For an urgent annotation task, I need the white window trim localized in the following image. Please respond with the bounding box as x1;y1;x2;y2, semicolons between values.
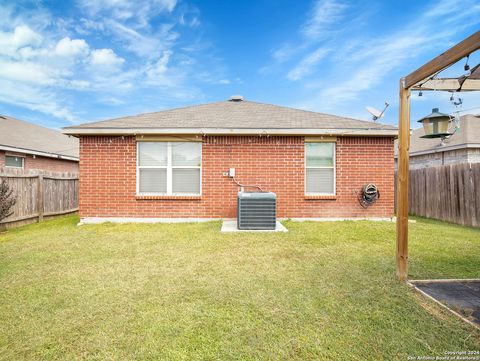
5;154;25;169
136;142;202;196
304;142;336;196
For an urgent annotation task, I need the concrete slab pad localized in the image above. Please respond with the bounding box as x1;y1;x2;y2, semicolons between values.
221;220;288;233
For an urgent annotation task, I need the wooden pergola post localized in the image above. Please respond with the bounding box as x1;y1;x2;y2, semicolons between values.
395;31;480;282
396;79;410;281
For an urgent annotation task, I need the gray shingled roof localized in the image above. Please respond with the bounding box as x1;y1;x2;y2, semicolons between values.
394;114;480;156
0;115;79;159
63;100;397;136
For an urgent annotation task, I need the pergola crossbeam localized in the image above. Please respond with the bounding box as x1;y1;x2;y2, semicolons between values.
412;78;480;92
412;63;480;92
405;31;480;89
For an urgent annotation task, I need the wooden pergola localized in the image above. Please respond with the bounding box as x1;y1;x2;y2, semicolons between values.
396;31;480;282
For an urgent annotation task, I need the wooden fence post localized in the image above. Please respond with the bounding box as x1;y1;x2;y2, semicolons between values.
37;174;44;222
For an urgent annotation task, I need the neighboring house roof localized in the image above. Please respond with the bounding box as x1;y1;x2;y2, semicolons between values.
394;114;480;157
0;115;79;161
63;99;398;137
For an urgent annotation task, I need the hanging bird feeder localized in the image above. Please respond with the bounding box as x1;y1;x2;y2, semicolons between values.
418;108;452;138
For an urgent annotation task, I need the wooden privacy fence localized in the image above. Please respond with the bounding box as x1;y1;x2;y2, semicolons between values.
0;170;79;229
397;163;480;227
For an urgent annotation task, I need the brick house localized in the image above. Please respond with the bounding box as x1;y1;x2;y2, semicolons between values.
0;115;78;173
63;98;397;221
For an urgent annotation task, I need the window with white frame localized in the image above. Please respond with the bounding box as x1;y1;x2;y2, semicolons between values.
305;142;335;195
5;155;24;168
137;142;202;195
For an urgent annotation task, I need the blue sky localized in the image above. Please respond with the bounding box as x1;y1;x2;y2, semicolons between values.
0;0;479;130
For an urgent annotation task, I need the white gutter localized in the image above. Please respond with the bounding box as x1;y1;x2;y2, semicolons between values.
0;144;79;162
62;127;398;137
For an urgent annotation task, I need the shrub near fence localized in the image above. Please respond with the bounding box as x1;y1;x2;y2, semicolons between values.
403;163;480;228
0;168;79;229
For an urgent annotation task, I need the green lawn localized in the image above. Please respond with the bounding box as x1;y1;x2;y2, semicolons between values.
0;216;479;360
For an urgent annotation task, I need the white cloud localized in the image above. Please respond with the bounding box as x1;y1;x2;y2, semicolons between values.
179;11;200;28
74;0;181;61
78;0;177;27
264;0;347;76
69;79;91;89
0;25;43;56
0;60;59;85
0;0;223;125
105;19;178;58
309;17;474;110
0;26;96;120
100;96;125;105
272;44;298;63
90;48;124;67
302;0;347;39
287;47;331;81
145;50;174;84
0;79;76;121
281;0;480;116
55;37;89;57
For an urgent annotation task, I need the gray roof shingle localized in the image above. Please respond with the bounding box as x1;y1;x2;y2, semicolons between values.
63;100;397;136
0;115;79;159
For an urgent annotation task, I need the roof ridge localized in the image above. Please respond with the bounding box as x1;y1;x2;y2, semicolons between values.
64;99;395;129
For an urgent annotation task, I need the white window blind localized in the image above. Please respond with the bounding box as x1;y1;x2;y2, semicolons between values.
305;142;335;195
137;142;201;195
139;169;167;193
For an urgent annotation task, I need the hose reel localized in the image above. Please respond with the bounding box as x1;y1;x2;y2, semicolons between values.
356;183;380;208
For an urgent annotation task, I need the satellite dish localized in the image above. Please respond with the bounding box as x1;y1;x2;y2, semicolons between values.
366;106;383;119
366;101;389;121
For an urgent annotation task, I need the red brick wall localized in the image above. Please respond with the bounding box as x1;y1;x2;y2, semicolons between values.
79;135;395;218
0;150;78;173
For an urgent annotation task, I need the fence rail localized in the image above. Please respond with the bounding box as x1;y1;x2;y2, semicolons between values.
397;163;480;227
0;169;79;229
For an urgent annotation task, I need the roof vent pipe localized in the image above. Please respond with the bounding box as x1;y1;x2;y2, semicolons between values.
230;95;244;101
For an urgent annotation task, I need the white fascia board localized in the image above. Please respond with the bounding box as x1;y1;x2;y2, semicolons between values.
0;144;79;161
63;127;398;137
